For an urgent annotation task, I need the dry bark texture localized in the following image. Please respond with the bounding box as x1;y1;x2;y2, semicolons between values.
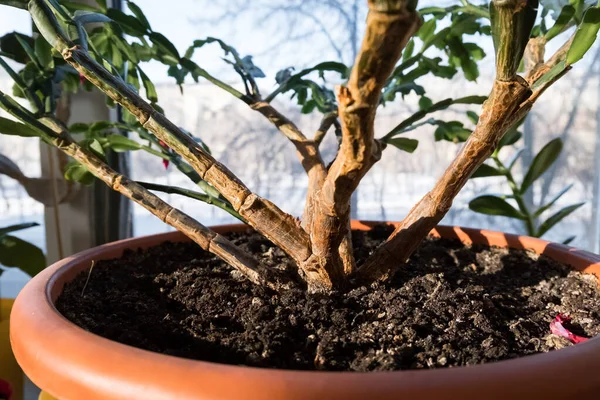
301;0;422;291
357;79;532;281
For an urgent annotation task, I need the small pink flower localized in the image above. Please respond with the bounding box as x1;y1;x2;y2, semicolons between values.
550;314;588;344
158;140;170;169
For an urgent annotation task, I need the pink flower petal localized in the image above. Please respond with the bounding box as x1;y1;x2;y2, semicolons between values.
158;141;170;169
550;314;588;344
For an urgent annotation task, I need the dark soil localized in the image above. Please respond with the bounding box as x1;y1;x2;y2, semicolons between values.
56;225;600;371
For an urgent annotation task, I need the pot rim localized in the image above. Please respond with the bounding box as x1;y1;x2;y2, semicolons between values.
10;221;600;400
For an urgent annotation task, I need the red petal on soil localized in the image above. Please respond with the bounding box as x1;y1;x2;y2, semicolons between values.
0;378;13;400
550;314;589;344
162;159;170;169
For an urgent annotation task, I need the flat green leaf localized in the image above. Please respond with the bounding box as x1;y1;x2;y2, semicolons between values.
240;55;265;78
106;134;142;152
471;163;504;178
418;18;437;42
537;203;585;237
403;39;415;61
385;95;485;139
106;8;148;36
73;10;112;25
460;58;479;81
0;116;39;137
0;32;34;64
532;59;567;90
521;138;563;194
149;32;180;60
0;235;46;276
466;110;479;124
434;121;472;142
68;122;90;133
545;5;575;41
453;95;487;105
464;43;486;61
498;127;522;148
567;6;600;65
111;35;138;63
137;66;157;102
534;184;573;217
469;195;526;220
14;33;41;69
89;121;113;132
419;96;433;110
45;0;73;20
34;36;54;69
127;1;151;30
64;161;95;185
386;137;419;153
0;1;28;9
0;222;39;237
88;138;105;158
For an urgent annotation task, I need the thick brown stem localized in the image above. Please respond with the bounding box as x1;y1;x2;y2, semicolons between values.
250;102;327;178
358;78;532;281
313;111;338;145
31;117;283;288
249;102;329;250
303;0;421;291
523;36;546;77
526;35;573;84
57;46;312;267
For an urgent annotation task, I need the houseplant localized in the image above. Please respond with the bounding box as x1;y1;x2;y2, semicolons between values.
3;0;600;398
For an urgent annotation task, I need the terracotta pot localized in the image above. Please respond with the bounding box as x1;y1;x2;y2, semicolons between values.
10;222;600;400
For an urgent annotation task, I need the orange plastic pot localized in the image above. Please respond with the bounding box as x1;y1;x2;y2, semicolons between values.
10;222;600;400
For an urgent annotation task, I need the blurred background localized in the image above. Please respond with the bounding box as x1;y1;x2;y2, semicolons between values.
1;0;598;292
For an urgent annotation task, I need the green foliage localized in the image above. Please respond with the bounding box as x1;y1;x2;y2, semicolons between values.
0;0;28;8
545;5;575;40
0;223;46;278
469;137;584;242
0;116;39;137
567;6;600;64
469;195;526;219
537;202;585;237
64;160;95;185
386;137;419;153
381;96;487;145
471;163;504;178
520;138;563;194
269;62;349;113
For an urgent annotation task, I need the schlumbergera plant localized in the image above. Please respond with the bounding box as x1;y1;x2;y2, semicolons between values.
0;0;599;292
